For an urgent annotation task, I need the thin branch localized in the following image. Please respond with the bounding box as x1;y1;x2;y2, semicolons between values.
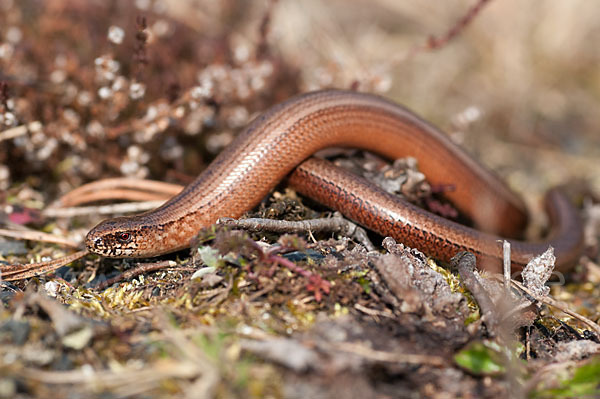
95;260;178;290
423;0;492;50
218;215;376;251
256;0;278;58
402;0;494;61
502;240;511;292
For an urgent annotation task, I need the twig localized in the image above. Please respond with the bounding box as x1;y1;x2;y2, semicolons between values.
402;0;494;61
218;215;376;251
95;260;177;290
256;0;278;58
0;81;8;109
133;16;149;81
502;240;511;292
423;0;492;50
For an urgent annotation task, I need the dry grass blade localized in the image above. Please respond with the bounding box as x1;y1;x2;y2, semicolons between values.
59;189;173;207
0;228;80;248
0;250;88;281
43;201;166;218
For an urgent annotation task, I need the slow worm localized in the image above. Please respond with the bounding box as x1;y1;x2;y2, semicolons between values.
85;90;584;272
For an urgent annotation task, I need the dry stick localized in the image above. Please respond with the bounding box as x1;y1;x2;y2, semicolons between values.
57;177;182;207
502;240;511;292
451;251;500;334
95;260;177;290
256;0;278;58
218;215;376;251
425;0;492;50
402;0;494;61
0;250;88;281
0;228;80;248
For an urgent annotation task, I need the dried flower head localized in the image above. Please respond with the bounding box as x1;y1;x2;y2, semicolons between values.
108;25;125;45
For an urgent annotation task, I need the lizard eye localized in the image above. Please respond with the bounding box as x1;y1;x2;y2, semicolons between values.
117;232;132;243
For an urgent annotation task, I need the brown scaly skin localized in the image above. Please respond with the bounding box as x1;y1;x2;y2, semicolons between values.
86;89;584;272
289;158;583;272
